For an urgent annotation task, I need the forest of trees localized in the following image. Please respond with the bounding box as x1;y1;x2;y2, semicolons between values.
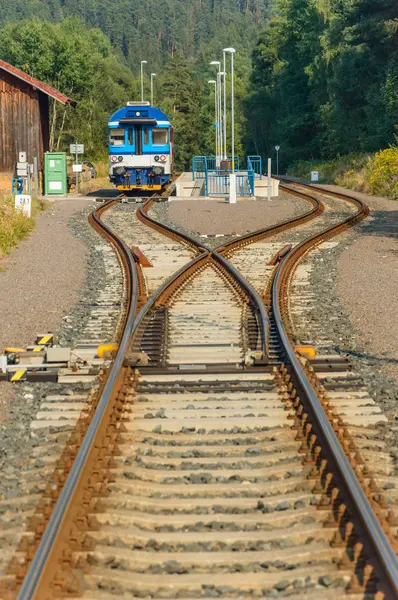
246;0;398;168
0;0;396;171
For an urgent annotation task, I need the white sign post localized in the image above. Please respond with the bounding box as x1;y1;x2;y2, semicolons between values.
15;195;32;218
267;158;272;201
311;171;319;182
229;173;237;204
70;143;84;195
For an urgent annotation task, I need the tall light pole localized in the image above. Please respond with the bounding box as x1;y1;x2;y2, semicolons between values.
150;73;156;105
224;48;236;171
210;61;221;167
223;50;227;160
217;71;226;163
275;145;280;176
140;60;147;102
208;80;217;162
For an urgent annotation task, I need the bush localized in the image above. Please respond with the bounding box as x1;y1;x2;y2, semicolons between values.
0;196;45;260
288;154;371;184
366;147;398;199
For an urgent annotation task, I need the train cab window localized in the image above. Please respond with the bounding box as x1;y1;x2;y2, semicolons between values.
152;128;169;145
109;128;125;146
144;129;149;145
128;128;134;146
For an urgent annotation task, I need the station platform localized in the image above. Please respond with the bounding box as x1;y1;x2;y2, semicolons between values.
175;172;279;200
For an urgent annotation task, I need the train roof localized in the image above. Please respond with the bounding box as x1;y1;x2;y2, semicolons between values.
108;103;170;127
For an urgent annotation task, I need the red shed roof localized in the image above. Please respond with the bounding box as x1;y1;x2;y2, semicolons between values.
0;59;76;106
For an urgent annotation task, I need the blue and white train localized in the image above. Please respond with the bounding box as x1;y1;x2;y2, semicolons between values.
108;102;173;192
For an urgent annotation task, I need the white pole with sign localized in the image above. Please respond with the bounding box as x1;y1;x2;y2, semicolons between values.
70;143;84;195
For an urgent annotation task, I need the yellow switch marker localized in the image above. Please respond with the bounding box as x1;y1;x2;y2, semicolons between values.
36;334;54;346
294;345;316;360
97;344;118;358
10;369;27;382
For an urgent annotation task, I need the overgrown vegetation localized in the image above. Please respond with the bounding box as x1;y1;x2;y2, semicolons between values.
0;199;33;259
289;147;398;200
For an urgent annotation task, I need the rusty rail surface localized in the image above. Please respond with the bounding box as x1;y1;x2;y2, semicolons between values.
271;180;398;597
15;185;398;598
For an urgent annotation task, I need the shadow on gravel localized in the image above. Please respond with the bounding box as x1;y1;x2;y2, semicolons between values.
337;347;398;365
360;210;398;240
86;188;120;198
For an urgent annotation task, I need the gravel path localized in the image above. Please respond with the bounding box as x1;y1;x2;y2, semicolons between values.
319;186;398;383
0;199;94;349
167;194;310;235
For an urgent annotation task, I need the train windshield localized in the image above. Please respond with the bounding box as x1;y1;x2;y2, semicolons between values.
152;129;169;145
109;128;125;146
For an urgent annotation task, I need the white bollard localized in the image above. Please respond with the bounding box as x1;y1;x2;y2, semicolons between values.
229;173;237;204
267;158;272;201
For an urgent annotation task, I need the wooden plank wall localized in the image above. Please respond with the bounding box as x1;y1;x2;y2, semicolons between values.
0;70;47;172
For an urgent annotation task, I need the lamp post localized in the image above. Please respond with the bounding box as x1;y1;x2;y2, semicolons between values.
223;48;236;171
217;71;226;164
275;145;280;176
140;60;147;102
223;50;227;160
150;73;156;106
208;80;217;162
210;61;221;167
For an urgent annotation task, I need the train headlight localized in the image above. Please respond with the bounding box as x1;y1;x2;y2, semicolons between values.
118;156;123;162
160;155;166;162
154;155;160;162
111;156;118;163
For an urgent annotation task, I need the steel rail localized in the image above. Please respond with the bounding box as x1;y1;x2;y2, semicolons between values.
138;201;270;361
271;181;398;596
17;195;272;597
17;199;139;600
216;184;323;254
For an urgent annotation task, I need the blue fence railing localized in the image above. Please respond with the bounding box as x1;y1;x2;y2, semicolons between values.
192;156;241;180
247;155;262;179
192;155;257;197
205;170;254;197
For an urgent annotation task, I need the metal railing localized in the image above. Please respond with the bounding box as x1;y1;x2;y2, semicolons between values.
205;170;254;197
247;155;262;179
192;156;240;179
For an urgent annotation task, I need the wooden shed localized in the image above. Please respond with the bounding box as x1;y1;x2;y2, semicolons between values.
0;60;75;173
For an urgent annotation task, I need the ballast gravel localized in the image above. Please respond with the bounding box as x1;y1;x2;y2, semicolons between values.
152;193;310;244
0;198;93;349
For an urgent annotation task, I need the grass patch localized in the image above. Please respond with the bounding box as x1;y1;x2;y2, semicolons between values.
0;196;47;261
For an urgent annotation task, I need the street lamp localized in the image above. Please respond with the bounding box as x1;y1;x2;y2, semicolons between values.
223;48;236;171
210;61;221;167
208;80;217;162
222;50;228;160
275;145;280;176
150;73;156;106
140;60;147;102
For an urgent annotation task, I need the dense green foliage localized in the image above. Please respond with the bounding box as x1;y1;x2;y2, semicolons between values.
0;18;136;156
0;0;396;178
246;0;398;170
0;1;270;167
0;0;269;71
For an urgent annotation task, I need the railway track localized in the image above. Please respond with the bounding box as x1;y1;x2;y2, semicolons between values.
2;183;398;599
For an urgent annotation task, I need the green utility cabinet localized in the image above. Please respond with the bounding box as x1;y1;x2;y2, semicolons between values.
44;152;67;195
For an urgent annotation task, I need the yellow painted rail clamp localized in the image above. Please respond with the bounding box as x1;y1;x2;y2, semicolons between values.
97;344;118;359
294;345;316;360
4;348;26;354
